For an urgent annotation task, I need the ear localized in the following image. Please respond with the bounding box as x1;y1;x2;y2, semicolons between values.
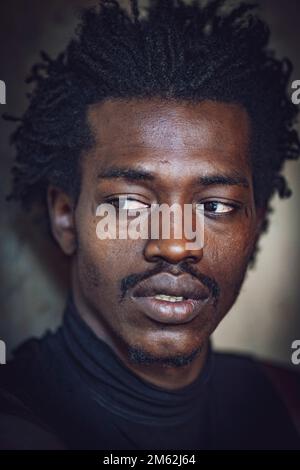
47;185;77;256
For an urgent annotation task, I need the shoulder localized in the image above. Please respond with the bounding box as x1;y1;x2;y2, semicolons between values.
212;349;300;394
0;333;66;449
0;329;63;386
210;350;300;449
212;349;299;383
0;332;63;417
0;386;66;449
258;358;300;436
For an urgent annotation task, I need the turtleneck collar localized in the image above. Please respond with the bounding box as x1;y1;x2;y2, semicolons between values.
61;296;213;426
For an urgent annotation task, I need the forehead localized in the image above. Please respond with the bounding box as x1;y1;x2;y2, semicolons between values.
87;98;251;172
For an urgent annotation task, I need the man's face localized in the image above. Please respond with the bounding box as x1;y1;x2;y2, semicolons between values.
68;99;261;364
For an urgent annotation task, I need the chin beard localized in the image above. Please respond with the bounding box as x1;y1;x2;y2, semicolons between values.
127;344;203;368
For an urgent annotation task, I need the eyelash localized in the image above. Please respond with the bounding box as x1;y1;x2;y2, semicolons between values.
105;197;240;216
106;197;147;214
196;201;240;217
106;196;149;209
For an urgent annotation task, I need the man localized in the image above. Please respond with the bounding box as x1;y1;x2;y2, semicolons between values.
1;0;300;450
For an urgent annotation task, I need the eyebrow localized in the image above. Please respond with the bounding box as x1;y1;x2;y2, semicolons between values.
98;167;155;181
97;166;249;188
197;174;249;188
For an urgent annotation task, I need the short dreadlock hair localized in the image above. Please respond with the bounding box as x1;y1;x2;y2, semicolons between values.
5;0;300;251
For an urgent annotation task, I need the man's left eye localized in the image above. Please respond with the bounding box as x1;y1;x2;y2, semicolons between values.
197;201;236;214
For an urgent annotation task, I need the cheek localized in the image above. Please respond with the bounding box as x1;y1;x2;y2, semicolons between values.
205;215;256;261
204;222;256;298
76;213;142;296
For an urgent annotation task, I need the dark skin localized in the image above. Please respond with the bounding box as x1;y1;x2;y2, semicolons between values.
48;98;265;390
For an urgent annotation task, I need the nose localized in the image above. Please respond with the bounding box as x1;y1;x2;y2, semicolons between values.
143;200;204;264
144;236;203;265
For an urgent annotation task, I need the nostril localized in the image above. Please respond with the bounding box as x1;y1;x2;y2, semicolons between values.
143;240;161;262
143;238;203;264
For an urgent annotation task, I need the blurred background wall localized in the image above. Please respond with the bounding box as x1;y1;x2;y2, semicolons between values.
0;0;299;364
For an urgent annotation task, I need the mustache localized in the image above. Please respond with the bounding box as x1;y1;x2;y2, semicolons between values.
120;260;220;303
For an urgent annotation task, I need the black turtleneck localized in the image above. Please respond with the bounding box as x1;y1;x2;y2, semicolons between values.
1;297;299;450
63;297;213;429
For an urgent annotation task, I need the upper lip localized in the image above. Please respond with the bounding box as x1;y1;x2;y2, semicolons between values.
131;273;209;300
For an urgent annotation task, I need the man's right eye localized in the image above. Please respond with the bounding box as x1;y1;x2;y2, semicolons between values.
107;196;149;211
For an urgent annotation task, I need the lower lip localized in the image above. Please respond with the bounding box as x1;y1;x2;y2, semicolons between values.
130;296;206;325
